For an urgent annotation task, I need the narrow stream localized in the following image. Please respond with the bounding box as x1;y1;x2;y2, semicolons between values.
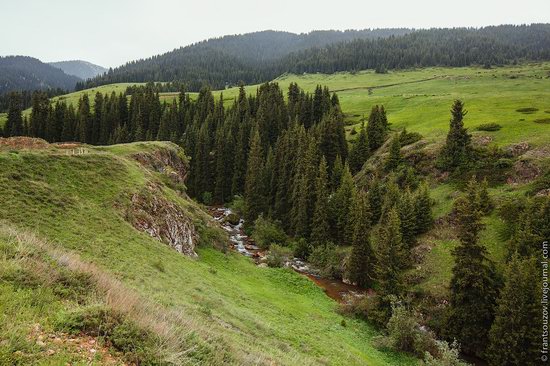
209;206;487;365
208;206;363;302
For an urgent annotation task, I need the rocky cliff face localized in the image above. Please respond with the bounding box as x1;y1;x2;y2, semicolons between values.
132;146;189;186
127;184;198;257
126;146;198;257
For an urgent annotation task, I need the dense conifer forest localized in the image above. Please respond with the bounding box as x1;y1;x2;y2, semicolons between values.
83;25;550;91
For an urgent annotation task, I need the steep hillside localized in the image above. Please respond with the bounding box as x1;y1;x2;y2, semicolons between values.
49;60;108;80
82;29;410;90
83;25;550;91
0;138;415;365
0;56;80;94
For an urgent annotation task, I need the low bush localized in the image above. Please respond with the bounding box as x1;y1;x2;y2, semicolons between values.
516;107;538;113
252;215;287;250
309;243;348;279
534;118;550;124
476;123;502;131
422;340;469;366
266;244;293;268
399;129;423;146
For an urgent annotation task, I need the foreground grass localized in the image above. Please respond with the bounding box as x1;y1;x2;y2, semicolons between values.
0;141;415;365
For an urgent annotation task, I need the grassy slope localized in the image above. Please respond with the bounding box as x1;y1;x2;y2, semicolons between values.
220;63;550;146
5;63;549;147
0;141;414;365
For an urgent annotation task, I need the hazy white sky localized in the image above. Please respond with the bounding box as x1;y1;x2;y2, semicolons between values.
1;0;549;68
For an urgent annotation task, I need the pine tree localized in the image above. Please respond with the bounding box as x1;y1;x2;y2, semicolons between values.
367;105;386;151
347;191;375;288
330;164;356;245
375;207;406;323
5;92;23;137
447;177;499;357
330;154;344;191
310;156;330;247
348;121;369;174
76;94;91;142
488;255;539;366
398;189;416;250
385;133;402;171
438;100;472;170
478;178;493;214
244;130;266;224
368;177;383;226
414;182;433;234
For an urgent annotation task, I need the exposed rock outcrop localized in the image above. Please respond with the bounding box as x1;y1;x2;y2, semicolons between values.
127;184;198;257
132;146;189;186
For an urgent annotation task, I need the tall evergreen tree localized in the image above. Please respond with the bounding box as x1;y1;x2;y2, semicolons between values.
5;92;23;137
438;100;472;170
310;156;330;247
330;164;356;245
414;182;433;234
488;255;539;366
348;121;369;174
375;207;406;322
367;106;386;151
385;133;402;171
347;191;375;288
447;177;499;357
244;130;266;224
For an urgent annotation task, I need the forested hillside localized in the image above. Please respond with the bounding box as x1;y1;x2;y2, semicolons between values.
80;29;411;90
0;56;80;94
83;25;550;91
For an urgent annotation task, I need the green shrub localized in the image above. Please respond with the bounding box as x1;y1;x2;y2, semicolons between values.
228;195;245;216
494;158;513;169
201;191;213;205
252;215;287;250
399;129;423;146
516;107;538;113
293;238;312;260
534;118;550;124
476;123;502;131
266;244;293;268
308;243;347;278
422;340;469;366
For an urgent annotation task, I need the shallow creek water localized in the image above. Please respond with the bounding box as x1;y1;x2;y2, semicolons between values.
209;206;364;302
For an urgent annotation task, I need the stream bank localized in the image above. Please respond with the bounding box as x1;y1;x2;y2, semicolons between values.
208;206;365;303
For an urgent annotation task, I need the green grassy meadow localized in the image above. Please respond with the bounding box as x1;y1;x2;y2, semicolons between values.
0;142;415;365
4;63;549;147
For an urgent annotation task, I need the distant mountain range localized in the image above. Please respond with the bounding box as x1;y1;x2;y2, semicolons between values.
0;56;81;95
49;60;107;80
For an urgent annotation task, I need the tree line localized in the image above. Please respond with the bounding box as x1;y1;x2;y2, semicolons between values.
82;25;550;92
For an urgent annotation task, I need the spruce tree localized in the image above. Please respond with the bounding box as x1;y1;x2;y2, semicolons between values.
347;191;375;288
398;189;416;250
375;207;406;322
5;92;23;137
478;178;493;214
385;133;402;171
438;100;472;170
367;105;386;151
330;164;356;245
414;182;433;234
244;130;266;224
367;177;383;226
330;154;344;191
447;177;499;357
310;156;330;247
488;255;539;366
348;121;369;174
